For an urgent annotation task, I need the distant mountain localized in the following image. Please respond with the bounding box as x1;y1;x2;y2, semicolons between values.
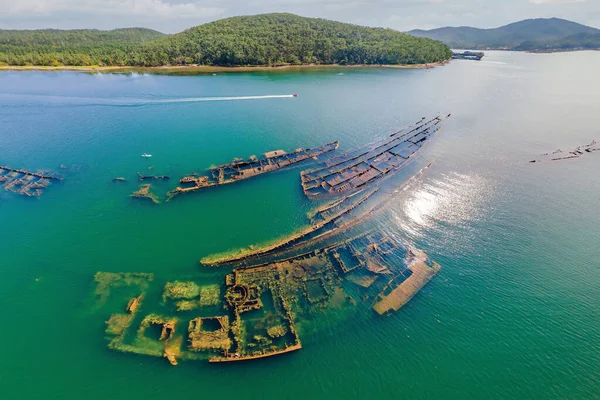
408;18;600;51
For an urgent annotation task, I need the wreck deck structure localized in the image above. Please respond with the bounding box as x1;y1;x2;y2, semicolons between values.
300;117;441;197
372;248;441;315
0;165;62;197
167;141;339;200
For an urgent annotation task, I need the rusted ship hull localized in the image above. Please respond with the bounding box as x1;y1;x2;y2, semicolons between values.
300;117;442;197
167;141;339;200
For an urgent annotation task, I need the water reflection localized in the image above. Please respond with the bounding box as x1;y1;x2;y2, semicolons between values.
393;172;490;239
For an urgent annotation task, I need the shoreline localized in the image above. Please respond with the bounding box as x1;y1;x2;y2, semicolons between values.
0;61;449;74
452;48;599;54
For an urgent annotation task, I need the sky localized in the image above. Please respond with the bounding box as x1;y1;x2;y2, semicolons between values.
0;0;598;33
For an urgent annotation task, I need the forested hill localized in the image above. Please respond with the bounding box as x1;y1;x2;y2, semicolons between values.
0;13;451;67
408;18;600;51
0;28;166;66
0;28;166;45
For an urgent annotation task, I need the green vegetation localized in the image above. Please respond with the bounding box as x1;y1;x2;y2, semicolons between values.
199;285;221;306
0;13;451;67
408;17;600;51
267;325;287;338
0;28;165;66
162;281;200;301
162;281;220;311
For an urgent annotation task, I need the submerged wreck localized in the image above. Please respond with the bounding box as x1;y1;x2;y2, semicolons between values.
201;161;435;267
372;248;441;315
529;140;599;163
97;231;441;366
131;184;160;204
0;165;62;197
137;172;170;181
201;187;379;266
167;141;339;200
94;114;446;367
300;117;442;197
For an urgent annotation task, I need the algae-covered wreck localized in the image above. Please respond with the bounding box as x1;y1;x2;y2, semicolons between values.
167;141;339;200
130;184;160;204
0;165;62;197
96;232;441;366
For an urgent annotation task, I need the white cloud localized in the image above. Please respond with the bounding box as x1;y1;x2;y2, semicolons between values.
1;0;225;19
529;0;585;4
0;0;598;32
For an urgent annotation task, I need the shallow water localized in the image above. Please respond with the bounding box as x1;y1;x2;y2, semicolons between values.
1;51;599;399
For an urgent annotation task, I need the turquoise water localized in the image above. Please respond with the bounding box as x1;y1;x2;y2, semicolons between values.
1;51;599;399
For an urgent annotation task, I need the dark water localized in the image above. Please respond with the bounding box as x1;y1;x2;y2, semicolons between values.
0;51;599;399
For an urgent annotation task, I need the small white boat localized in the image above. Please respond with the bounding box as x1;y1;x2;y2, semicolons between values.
141;153;152;158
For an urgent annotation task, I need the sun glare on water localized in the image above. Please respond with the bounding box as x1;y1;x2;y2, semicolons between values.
393;172;491;241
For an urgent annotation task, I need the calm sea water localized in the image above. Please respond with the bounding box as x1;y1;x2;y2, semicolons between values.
0;51;599;400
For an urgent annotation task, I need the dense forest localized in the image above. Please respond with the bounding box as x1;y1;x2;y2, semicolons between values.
409;17;600;51
0;13;451;67
0;28;166;66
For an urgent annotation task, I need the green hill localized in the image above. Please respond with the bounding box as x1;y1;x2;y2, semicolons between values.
0;13;451;67
135;13;451;67
408;18;600;51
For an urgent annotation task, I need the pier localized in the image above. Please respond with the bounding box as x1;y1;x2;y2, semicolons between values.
452;51;484;60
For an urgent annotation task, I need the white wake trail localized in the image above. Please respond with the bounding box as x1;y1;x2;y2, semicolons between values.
0;93;296;107
150;94;296;104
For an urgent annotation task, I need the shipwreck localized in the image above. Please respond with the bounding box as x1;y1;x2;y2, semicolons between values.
93;114;446;367
167;141;339;200
130;184;160;204
300;117;442;197
0;165;62;197
529;140;599;163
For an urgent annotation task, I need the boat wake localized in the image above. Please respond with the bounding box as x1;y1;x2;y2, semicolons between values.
0;93;297;107
149;95;296;104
